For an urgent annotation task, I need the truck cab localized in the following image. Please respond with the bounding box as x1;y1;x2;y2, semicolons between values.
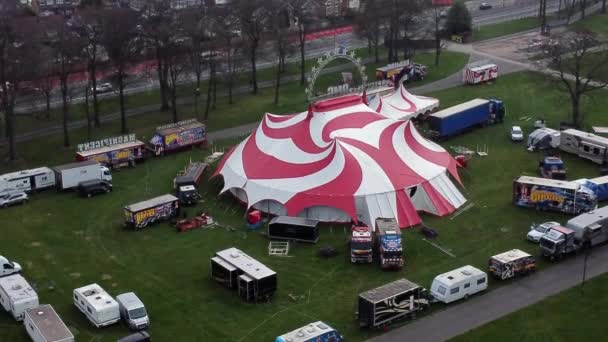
176;185;199;205
0;256;22;277
539;157;566;180
375;218;404;270
350;224;373;263
101;166;112;182
540;225;580;260
488;99;505;123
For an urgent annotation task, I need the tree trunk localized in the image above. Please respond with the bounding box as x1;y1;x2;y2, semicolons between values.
228;52;234;105
204;61;213;121
61;79;70;147
118;73;127;134
274;64;281;105
90;63;100;128
602;0;606;14
435;17;441;67
156;47;169;111
171;86;178;123
250;41;258;95
212;74;217;110
580;0;587;19
299;25;306;86
5;106;16;161
572;93;581;127
45;93;51;119
85;86;91;140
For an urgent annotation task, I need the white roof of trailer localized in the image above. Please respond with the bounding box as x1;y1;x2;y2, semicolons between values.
433;265;486;286
515;176;579;190
74;283;117;311
77;140;145;157
491;249;531;263
429;99;489;119
125;194;178;212
469;63;497;72
567;206;608;229
0;274;37;301
215;247;276;279
25;305;74;342
562;129;608;146
1;167;53;181
278;321;335;342
589;175;608;185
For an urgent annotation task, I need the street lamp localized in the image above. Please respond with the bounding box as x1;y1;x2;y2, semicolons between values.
194;87;201;120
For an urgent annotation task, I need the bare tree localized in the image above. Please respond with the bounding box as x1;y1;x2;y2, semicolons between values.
102;8;139;133
74;7;104;128
181;7;207;120
268;0;294;105
234;0;269;95
290;0;320;85
355;0;383;63
213;11;242;106
543;30;608;127
166;47;189;123
35;46;57;120
429;3;447;66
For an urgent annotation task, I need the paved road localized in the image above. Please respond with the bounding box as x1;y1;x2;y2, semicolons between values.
369;244;608;342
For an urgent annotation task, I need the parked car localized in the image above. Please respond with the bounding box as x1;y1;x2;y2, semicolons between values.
527;221;560;242
510;126;524;142
117;331;151;342
77;179;112;198
92;83;113;94
479;2;492;9
0;192;28;208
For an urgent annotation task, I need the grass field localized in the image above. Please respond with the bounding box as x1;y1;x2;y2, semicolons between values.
573;12;608;37
2;71;608;341
450;273;608;341
472;17;541;42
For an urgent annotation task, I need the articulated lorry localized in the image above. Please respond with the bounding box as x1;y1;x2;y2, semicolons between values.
426;98;505;140
540;206;608;260
350;224;373;264
375;218;404;270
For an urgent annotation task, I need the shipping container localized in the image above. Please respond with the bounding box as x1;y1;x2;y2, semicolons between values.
52;160;112;190
426;98;505;139
149;119;207;156
76;140;145;169
123;194;179;229
267;216;320;243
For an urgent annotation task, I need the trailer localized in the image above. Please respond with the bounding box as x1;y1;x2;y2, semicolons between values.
463;61;498;85
24;305;74;342
513;176;597;215
149;119;207;156
174;162;207;205
0;167;55;195
52;160;112;190
430;265;488;304
559;129;608;164
357;278;429;329
267;216;320;243
73;283;120;328
210;247;277;302
375;218;403;270
0;274;39;321
527;128;560;151
350;224;373;263
539;156;566;180
582;175;608;202
276;321;343;342
76;134;145;169
426;98;505;139
488;249;536;280
123;194;179;229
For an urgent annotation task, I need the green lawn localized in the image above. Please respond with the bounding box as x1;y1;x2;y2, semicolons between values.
450;273;608;341
473;17;541;42
2;71;608;341
573;12;608;37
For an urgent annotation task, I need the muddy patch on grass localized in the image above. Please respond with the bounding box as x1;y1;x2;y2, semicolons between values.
30;241;41;247
101;274;112;280
70;272;81;278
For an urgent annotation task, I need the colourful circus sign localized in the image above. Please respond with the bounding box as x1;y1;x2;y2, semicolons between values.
77;134;137;152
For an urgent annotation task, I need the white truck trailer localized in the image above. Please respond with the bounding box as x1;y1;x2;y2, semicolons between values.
0;167;55;195
0;274;39;321
24;304;74;342
52;160;112;190
560;129;608;164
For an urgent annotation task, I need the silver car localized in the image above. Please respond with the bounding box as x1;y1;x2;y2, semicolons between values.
0;192;28;208
527;221;560;242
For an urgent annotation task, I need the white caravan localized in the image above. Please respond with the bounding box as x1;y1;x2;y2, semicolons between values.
0;167;55;195
0;255;22;277
0;274;39;321
24;304;74;342
430;265;488;303
73;284;120;327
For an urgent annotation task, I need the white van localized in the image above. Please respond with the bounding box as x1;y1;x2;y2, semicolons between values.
73;284;120;327
0;255;22;277
430;265;488;304
116;292;150;331
0;274;39;321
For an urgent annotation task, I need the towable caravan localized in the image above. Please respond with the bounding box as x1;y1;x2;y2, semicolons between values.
210;247;277;302
275;321;343;342
73;283;120;327
24;305;74;342
0;167;55;195
560;129;608;164
430;265;487;303
0;274;39;321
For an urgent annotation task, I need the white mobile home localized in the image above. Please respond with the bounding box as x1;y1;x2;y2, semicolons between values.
0;274;39;321
560;129;608;164
430;265;487;304
73;284;120;328
0;167;55;195
24;304;74;342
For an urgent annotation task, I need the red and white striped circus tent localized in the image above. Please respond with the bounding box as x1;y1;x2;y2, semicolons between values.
212;94;466;229
368;83;439;121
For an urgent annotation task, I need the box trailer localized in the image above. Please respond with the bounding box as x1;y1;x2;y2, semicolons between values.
430;265;487;304
276;321;343;342
149;119;207;156
0;167;55;195
560;129;608;164
52;160;112;190
24;304;74;342
426;98;505;139
583;175;608;202
357;278;429;329
123;194;179;229
0;274;39;321
375;218;403;270
527;128;560;151
174;162;207;205
210;247;277;302
489;249;536;280
463;62;498;85
73;283;120;328
267;216;320;243
76;134;145;169
513;176;597;215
